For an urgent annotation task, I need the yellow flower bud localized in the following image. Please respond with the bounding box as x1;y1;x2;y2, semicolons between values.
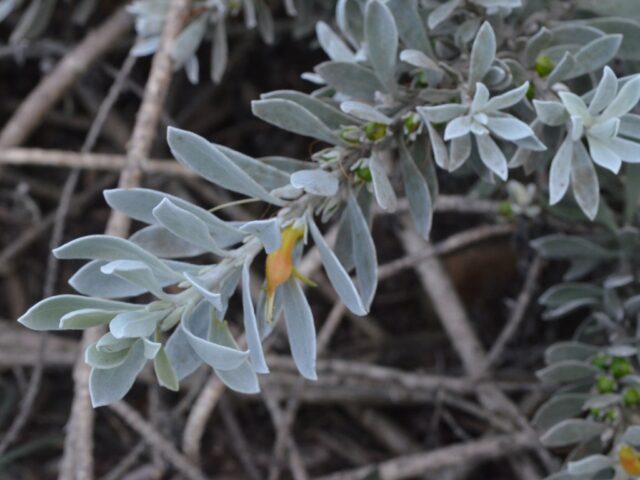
264;225;316;323
619;444;640;476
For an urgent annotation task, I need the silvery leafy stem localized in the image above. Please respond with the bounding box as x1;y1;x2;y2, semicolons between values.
535;67;640;220
18;127;377;407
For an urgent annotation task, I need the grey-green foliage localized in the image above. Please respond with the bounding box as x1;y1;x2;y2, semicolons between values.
13;2;640;474
129;0;331;83
532;227;640;478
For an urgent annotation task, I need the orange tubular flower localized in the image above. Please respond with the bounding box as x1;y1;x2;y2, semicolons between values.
619;444;640;476
264;225;315;323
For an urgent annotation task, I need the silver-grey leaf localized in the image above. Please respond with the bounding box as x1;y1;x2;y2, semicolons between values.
316;20;356;62
468;22;496;86
183;272;224;311
399;140;433;238
386;0;434;57
89;339;147;407
262;90;358;130
475;133;508;180
533;100;568;126
100;259;171;301
242;260;269;374
308;216;367;316
53;235;181;280
571;140;600;220
152;198;227;257
290;169;339;196
425;122;450;170
365;0;398;92
340;101;392;124
418;104;467;124
281;278;317;380
589;66;618;115
315;61;385;101
252;98;339;145
109;309;167;339
428;0;461;29
240;219;281;254
153;346;179;391
601;74;640;121
209;317;260;394
484;82;529;112
167;127;285;206
540;419;606;448
170;14;207;70
346;193;378;309
549;136;574;205
370;152;398;211
181;302;249;371
60;308;118;330
211;18;228;83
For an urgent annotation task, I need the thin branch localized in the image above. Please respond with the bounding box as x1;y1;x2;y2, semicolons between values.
483;256;545;370
60;2;191;478
0;8;132;148
108;401;209;480
378;223;514;280
0;148;191;176
397;223;557;476
315;431;535;480
219;397;263;480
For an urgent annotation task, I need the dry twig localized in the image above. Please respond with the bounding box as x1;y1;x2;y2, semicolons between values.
59;2;191;478
0;9;132;148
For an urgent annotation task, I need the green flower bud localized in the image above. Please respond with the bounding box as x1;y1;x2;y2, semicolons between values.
611;358;633;379
535;56;554;78
355;166;373;183
623;387;640;407
497;201;513;218
526;83;535;101
605;407;619;423
403;113;421;134
416;71;429;87
363;122;387;142
339;126;361;145
596;375;617;394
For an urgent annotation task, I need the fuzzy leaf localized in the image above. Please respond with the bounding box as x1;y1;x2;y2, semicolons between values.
399;139;433;238
534;100;569;127
549;136;574;205
89;340;147;407
263;90;357;130
154;347;179;391
308;217;367;316
540;419;606;448
316;21;355;62
240;219;281;254
365;0;398;91
290;169;339;196
167;127;284;206
346;193;378;309
109;309;167;339
18;295;138;331
571;141;600;220
281;279;317;380
315;61;385;101
469;22;496;86
475;133;508;180
252;98;339;145
370;152;398;211
242;260;269;374
181;302;249;371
